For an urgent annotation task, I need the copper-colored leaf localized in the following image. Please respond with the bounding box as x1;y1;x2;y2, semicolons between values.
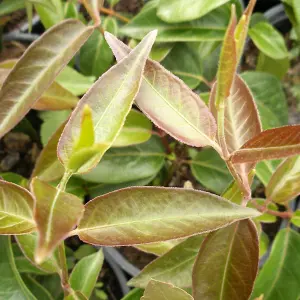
192;219;259;300
266;155;300;204
31;122;65;182
142;280;193;300
210;74;262;194
75;187;260;246
31;178;84;263
58;30;157;174
0;180;36;234
230;125;300;164
104;33;218;150
0;19;93;139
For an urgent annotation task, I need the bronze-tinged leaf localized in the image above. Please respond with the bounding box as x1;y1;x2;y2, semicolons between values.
192;219;259;300
214;5;237;108
31;178;84;263
32;81;79;111
266;155;300;204
75;187;260;246
210;74;262;194
230;125;300;164
82;0;103;25
0;179;36;234
0;19;93;139
142;280;193;300
58;30;157;174
31;122;66;182
104;33;218;150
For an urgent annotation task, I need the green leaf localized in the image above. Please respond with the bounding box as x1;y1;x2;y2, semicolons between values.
190;148;232;194
255;160;281;186
74;245;96;260
248;22;289;60
113;109;152;147
248;199;278;223
34;0;64;29
256;51;290;80
33;81;78;111
39;110;71;146
21;274;54;300
56;66;95;96
0;236;35;299
80;17;118;78
135;239;182;256
0;180;35;234
64;1;79;19
121;288;144;300
65;290;87;300
0;172;28;187
241;71;288;130
266;156;300;204
58;30;157;174
32;178;84;263
142;280;193;300
0;20;93;139
75;187;260;246
70;249;104;298
162;43;202;89
87;176;154;198
0;0;25;16
149;43;173;62
129;235;205;288
251;228;300;300
157;0;230;23
291;210;300;227
259;231;269;258
192;220;259;300
105;31;218;149
120;0;230;42
25;1;33;32
79;136;165;183
15;233;59;274
32;122;65;182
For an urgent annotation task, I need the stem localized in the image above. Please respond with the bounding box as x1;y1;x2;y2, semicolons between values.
56;170;73;296
250;200;292;219
100;7;130;23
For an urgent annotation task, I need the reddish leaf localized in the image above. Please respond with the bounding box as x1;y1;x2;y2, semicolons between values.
230;125;300;164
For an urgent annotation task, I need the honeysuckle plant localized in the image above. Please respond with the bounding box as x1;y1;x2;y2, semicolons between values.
0;0;300;299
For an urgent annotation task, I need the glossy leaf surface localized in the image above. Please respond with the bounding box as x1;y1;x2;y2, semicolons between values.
251;229;300;300
58;30;157;174
0;236;35;299
32;122;65;182
255;160;281;186
0;180;36;234
32;178;84;263
113;109;152;147
248;22;289;60
80;17;118;78
129;235;205;288
15;233;59;274
79;136;165;183
193;220;259;300
0;19;93;139
76;187;260;246
230;126;300;164
70;249;104;298
157;0;230;23
142;280;193;300
120;1;229;42
190;148;232;194
241;71;288;129
105;33;217;148
266;156;300;204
